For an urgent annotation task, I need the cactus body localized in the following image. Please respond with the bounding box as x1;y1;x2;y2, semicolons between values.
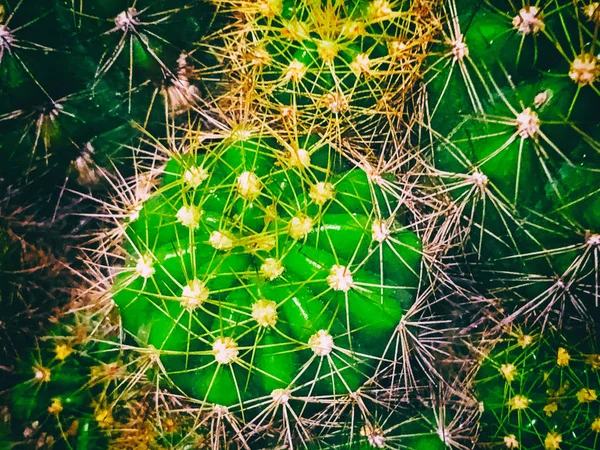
476;327;600;449
0;0;217;189
113;126;422;407
427;0;600;321
209;0;436;145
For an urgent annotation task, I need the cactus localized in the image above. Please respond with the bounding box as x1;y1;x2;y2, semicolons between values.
426;0;600;324
0;0;466;447
0;0;219;191
203;0;437;153
6;319;126;450
3;0;598;449
108;111;424;417
71;0;463;435
1;113;455;448
475;324;600;449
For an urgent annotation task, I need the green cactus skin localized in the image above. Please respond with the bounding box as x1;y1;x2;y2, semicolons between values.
6;323;124;450
112;124;422;408
207;0;435;140
427;0;600;321
476;327;600;449
0;0;218;190
306;409;448;449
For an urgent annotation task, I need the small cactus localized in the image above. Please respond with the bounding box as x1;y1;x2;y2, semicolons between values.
111;120;422;412
205;0;436;150
475;325;600;449
426;0;600;324
6;320;125;449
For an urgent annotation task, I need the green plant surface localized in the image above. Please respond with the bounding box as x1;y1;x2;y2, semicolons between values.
111;122;423;411
205;0;436;143
0;0;218;189
426;0;600;323
476;326;600;449
2;0;556;448
306;410;449;449
6;322;126;450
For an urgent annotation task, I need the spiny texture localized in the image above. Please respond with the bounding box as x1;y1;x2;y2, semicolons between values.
3;108;467;448
476;325;600;449
0;0;216;189
82;0;468;445
204;0;436;156
109;117;433;441
1;0;552;448
7;322;123;450
426;0;600;325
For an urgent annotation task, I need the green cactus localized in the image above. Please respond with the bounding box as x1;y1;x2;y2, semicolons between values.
205;0;436;145
6;320;125;450
0;0;219;190
427;0;600;322
475;325;600;449
8;0;600;449
111;121;422;409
